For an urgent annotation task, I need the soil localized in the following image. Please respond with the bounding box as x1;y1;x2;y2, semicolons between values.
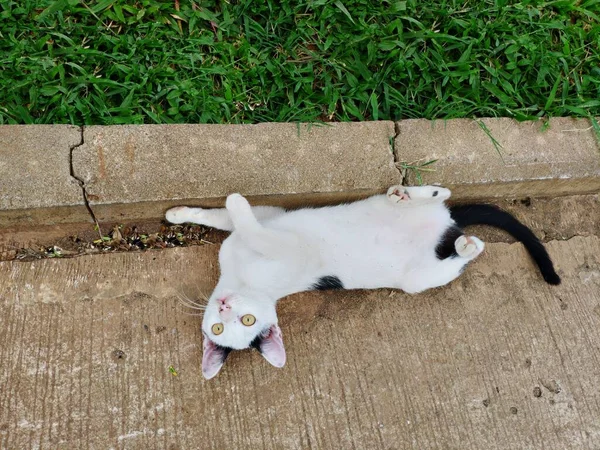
0;219;227;262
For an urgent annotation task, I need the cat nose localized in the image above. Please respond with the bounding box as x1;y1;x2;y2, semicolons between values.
218;308;234;321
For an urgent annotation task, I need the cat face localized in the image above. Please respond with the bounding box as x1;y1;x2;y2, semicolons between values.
201;291;286;379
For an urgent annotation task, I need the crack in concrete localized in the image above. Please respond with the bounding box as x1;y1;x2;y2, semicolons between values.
488;234;600;246
390;121;407;185
468;233;598;245
69;126;103;238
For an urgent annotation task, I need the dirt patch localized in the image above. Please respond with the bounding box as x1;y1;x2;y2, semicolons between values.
2;220;226;262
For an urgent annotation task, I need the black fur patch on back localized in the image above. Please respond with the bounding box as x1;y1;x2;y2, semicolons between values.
311;275;344;291
435;226;463;260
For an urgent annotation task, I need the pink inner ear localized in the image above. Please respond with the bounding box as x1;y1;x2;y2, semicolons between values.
202;334;227;380
259;325;286;368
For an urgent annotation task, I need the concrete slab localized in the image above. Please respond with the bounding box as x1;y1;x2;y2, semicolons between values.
0;125;89;227
1;236;599;449
396;118;600;199
459;193;600;243
73;123;399;222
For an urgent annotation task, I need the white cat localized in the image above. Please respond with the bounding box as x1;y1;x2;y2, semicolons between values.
166;185;560;379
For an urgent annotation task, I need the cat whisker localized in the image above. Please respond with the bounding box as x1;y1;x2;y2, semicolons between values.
197;290;210;303
178;299;206;311
176;292;207;311
179;310;205;316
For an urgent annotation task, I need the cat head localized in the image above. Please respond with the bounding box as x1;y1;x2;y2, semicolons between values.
201;290;286;379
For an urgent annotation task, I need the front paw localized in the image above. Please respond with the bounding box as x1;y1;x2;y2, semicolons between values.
226;193;251;213
166;206;192;224
387;185;411;203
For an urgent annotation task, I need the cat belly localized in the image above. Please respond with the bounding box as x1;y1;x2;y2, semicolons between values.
315;230;438;290
263;198;455;292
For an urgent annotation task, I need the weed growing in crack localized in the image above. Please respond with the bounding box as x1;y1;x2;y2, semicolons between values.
13;223;212;261
396;159;438;185
477;120;505;162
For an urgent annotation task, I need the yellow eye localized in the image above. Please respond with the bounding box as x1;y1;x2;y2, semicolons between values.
211;323;224;335
241;314;256;326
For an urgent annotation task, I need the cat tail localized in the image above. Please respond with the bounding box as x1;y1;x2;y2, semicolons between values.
449;204;561;285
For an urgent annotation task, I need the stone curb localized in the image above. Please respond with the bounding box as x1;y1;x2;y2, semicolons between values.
72;122;399;223
395;117;600;199
1;122;399;227
1;118;599;228
0;125;89;228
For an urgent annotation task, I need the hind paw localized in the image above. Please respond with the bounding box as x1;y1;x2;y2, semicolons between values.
387;185;411;202
455;236;484;259
387;185;451;204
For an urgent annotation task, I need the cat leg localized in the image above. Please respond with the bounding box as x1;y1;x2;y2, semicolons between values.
166;205;285;231
387;185;451;205
226;194;299;257
402;236;484;293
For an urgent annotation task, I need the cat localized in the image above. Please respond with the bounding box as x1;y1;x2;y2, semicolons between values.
166;185;560;379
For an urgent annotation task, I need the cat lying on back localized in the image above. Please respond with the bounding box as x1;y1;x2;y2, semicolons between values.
166;185;560;379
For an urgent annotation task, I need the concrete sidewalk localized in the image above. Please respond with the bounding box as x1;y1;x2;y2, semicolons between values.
1;224;599;449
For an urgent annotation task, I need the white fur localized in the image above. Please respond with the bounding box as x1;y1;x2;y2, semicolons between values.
166;185;484;376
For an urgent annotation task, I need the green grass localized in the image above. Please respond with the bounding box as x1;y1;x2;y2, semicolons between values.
0;0;599;125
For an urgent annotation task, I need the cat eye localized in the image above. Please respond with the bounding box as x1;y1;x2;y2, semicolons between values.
433;191;438;197
241;314;256;326
212;323;224;335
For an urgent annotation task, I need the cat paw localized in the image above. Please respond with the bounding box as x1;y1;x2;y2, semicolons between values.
387;185;411;203
166;206;192;224
225;193;252;213
387;185;451;203
455;235;485;259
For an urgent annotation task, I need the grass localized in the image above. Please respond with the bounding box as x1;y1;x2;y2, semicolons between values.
0;0;599;125
476;119;505;161
397;158;438;185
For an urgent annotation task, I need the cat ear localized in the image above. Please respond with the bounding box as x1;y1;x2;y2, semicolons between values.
202;333;231;380
256;325;286;368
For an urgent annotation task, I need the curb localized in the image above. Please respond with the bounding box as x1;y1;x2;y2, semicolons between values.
0;125;90;228
1;122;399;227
395;117;600;199
73;122;398;223
1;119;599;228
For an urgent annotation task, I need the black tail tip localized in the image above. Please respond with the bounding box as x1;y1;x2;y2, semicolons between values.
544;272;561;285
